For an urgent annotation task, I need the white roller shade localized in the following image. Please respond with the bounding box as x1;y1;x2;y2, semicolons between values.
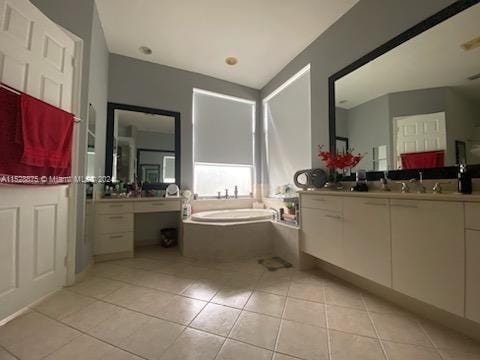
193;89;255;165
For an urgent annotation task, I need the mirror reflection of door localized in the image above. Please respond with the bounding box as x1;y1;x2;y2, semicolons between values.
113;109;176;185
86;104;96;192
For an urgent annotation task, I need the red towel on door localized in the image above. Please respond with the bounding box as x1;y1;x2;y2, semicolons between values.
0;87;72;185
18;93;74;168
400;150;445;169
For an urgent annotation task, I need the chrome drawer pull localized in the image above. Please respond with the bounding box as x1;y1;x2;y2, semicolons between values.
392;203;418;209
109;235;124;239
325;214;343;220
109;216;124;220
364;202;386;206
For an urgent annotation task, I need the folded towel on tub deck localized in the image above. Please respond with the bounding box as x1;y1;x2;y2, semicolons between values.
18;93;74;169
0;87;71;185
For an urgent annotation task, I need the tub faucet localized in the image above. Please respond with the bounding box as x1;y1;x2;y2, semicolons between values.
269;208;280;221
410;171;426;193
225;189;229;199
234;185;238;199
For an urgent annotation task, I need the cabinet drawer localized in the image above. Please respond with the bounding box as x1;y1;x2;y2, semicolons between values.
96;202;133;214
134;200;181;213
96;213;133;234
301;195;342;212
466;230;480;323
94;232;133;255
465;203;480;230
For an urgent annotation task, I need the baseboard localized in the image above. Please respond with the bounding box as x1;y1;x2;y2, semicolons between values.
314;257;480;342
94;251;134;263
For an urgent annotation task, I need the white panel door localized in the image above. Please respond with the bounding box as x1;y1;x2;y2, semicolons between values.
0;0;75;320
393;112;446;168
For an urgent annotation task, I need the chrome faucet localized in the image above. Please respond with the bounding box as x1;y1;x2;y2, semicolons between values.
269;208;280;221
225;189;229;199
410;172;426;193
433;182;450;194
380;171;391;191
234;185;238;199
397;182;410;193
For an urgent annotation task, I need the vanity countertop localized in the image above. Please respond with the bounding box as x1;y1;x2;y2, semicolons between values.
93;197;184;203
298;189;480;202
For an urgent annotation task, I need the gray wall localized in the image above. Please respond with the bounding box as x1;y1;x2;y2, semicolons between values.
31;0;109;273
335;107;349;139
260;0;456;170
108;54;261;189
136;131;175;151
347;95;390;170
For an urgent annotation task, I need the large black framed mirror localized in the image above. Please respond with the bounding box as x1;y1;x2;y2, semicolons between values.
105;102;181;189
329;0;480;180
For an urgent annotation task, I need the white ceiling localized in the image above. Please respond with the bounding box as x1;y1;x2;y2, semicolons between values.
116;110;175;133
336;3;480;109
95;0;358;89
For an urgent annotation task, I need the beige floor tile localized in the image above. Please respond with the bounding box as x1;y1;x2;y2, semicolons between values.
370;312;432;347
0;348;16;360
44;334;141;360
120;317;184;359
229;311;280;350
33;290;95;320
226;272;262;289
272;354;298;360
440;349;480;360
0;312;80;360
135;272;194;294
421;321;480;355
289;269;325;286
327;305;376;338
190;303;240;336
330;330;385;360
69;277;125;299
256;278;291;296
383;341;442;360
245;291;286;317
103;284;175;315
154;295;207;325
88;262;132;279
182;279;223;301
362;293;408;315
325;283;365;310
287;281;324;303
87;307;150;346
161;328;224;360
282;297;326;327
62;301;122;332
212;288;253;309
216;339;273;360
276;319;329;360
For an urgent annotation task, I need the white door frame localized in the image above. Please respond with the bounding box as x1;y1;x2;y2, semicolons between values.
59;26;84;286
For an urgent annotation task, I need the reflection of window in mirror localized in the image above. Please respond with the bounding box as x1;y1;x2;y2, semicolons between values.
163;156;175;183
372;145;388;171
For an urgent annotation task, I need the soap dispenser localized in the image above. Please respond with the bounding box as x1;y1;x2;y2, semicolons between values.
458;164;472;194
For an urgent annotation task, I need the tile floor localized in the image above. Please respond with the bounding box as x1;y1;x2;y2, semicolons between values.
1;246;480;360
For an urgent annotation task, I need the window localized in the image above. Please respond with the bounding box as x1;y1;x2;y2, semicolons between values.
263;65;311;196
193;89;255;197
163;156;175;183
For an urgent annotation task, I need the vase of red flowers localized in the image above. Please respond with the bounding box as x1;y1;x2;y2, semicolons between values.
318;146;363;190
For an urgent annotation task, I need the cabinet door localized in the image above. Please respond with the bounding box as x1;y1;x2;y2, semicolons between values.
343;198;391;287
466;230;480;323
301;207;343;267
391;200;464;316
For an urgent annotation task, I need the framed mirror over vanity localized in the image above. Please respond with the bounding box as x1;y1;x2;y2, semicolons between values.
105;103;181;190
329;0;480;181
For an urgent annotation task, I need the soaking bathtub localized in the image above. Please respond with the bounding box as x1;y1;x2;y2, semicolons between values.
190;208;274;223
182;208;276;260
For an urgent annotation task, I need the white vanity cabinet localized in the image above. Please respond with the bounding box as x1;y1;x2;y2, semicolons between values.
391;200;465;316
300;195;343;267
343;197;391;287
466;203;480;323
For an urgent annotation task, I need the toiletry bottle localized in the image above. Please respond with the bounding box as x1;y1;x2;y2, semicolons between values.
458;164;472;194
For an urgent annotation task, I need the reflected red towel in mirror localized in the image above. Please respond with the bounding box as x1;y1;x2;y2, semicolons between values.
400;150;445;169
19;93;74;169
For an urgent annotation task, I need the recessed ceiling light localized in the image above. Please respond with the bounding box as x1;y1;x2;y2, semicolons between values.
139;46;152;55
225;56;238;66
